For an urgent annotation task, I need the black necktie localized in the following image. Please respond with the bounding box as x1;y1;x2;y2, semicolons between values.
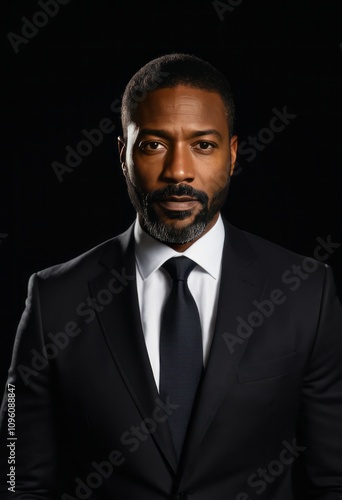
159;256;203;459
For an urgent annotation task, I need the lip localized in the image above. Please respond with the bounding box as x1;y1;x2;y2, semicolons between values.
156;197;199;211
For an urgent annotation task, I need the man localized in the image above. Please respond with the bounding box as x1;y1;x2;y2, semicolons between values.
0;53;341;499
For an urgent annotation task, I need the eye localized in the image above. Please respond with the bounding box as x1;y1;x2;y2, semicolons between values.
193;141;216;151
139;141;165;151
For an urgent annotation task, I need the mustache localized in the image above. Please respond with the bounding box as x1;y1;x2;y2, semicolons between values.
146;184;208;205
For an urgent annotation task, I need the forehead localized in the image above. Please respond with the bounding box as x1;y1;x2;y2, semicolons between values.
131;85;229;135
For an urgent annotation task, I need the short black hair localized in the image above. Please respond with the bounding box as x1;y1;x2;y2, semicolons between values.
121;53;235;137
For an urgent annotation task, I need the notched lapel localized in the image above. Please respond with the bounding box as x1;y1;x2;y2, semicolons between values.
179;221;268;476
88;224;178;472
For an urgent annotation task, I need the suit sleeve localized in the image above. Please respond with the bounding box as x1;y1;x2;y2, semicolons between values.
0;273;59;499
296;264;342;498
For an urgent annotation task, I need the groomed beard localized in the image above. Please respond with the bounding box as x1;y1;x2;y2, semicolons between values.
125;174;231;245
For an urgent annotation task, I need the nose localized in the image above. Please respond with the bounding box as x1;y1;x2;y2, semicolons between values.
161;144;195;184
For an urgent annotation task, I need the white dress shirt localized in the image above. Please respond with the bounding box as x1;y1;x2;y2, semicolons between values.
134;214;225;391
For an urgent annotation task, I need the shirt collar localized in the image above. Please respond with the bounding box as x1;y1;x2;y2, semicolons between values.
134;214;225;281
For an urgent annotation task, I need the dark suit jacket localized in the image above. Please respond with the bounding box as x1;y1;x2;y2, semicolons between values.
1;218;342;499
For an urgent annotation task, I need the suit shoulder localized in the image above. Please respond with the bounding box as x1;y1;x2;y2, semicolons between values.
34;226;132;284
244;229;312;262
226;221;328;275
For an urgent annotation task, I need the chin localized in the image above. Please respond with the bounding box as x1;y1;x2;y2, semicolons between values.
142;212;208;245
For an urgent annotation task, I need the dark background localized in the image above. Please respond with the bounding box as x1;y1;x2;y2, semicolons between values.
0;0;341;395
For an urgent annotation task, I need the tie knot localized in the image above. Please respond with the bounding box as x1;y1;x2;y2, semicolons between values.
162;256;197;282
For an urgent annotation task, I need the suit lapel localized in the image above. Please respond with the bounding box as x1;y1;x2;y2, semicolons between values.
178;220;268;476
88;224;178;473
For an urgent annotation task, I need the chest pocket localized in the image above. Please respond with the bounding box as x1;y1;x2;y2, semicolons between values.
237;350;299;383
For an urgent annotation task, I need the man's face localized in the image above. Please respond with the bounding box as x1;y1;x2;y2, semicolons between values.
118;85;238;247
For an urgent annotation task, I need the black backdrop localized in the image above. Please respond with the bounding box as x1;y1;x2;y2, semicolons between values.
1;0;341;395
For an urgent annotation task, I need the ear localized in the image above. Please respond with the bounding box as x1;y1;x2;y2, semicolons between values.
117;136;127;174
229;135;238;176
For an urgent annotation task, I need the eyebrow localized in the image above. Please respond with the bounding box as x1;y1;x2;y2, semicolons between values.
138;128;223;140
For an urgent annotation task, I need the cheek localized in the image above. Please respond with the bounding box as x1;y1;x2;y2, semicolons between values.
200;160;230;195
126;151;144;185
130;154;161;187
126;162;157;192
